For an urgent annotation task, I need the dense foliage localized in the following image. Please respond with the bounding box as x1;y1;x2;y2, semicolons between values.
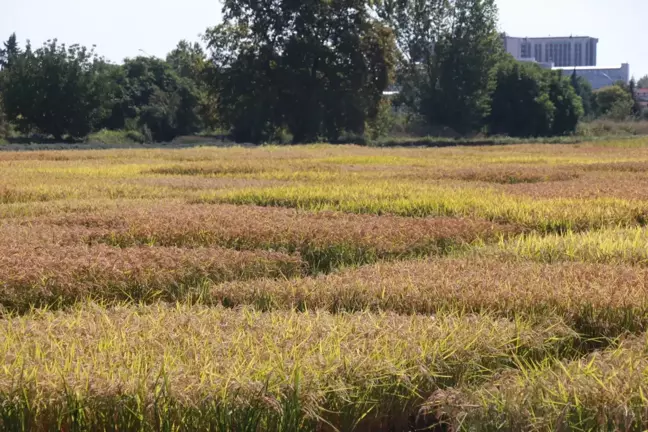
487;61;583;137
206;0;397;143
0;1;642;144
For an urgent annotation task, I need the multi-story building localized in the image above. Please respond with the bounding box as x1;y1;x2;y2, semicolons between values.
553;64;630;90
503;35;598;67
637;88;648;108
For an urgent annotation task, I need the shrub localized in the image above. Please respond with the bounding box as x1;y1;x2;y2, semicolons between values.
85;129;146;145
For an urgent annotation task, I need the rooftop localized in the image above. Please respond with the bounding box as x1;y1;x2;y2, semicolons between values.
506;35;598;41
552;64;628;71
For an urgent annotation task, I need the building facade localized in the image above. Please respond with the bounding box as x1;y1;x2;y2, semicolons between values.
553;64;630;90
637;88;648;108
503;36;598;67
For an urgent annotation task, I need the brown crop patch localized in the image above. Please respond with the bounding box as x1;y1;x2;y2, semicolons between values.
131;176;284;190
0;244;302;311
41;203;517;272
578;161;648;172
502;172;648;200
440;165;580;184
211;257;648;337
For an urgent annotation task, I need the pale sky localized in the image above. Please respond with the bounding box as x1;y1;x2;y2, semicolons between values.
1;0;647;78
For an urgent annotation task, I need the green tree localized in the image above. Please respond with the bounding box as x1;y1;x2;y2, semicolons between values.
594;84;634;120
166;41;219;131
0;40;110;140
571;70;594;118
423;0;502;133
628;78;642;116
0;33;20;69
638;75;648;89
206;0;396;143
106;56;202;141
488;60;554;137
488;59;582;137
0;95;7;140
375;0;501;134
547;70;583;135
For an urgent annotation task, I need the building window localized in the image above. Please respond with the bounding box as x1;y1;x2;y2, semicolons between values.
575;43;582;66
535;44;542;62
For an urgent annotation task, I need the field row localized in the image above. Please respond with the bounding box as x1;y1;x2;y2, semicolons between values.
0;304;577;431
1;303;647;431
2;142;648;430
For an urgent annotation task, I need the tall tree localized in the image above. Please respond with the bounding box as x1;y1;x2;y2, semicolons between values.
594;84;634;120
488;59;554;137
628;78;642;117
206;0;397;143
424;0;502;133
488;59;582;137
571;70;594;118
548;70;583;136
1;40;110;139
0;33;20;69
638;75;648;89
105;56;202;141
166;41;219;131
375;0;502;134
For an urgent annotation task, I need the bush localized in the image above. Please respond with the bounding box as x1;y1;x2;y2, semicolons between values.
577;119;648;137
0;96;7;141
488;60;583;137
85;129;146;145
594;85;634;120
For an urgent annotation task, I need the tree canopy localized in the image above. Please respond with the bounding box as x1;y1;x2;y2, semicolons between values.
488;59;583;137
205;0;397;143
638;75;648;89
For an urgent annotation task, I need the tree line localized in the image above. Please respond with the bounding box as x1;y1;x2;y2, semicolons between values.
0;0;646;144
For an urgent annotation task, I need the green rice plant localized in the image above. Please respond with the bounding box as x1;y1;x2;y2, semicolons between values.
496;227;648;265
201;182;648;232
0;304;577;431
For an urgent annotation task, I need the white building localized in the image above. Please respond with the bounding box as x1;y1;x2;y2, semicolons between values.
553;64;630;90
635;88;648;108
503;35;598;67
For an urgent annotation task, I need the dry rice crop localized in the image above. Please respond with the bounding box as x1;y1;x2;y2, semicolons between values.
2;140;648;429
211;258;648;336
429;333;648;430
0;303;576;431
0;244;302;311
43;203;514;273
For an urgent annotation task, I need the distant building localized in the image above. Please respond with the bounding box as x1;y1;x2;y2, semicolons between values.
637;88;648;108
503;35;598;67
553;64;630;90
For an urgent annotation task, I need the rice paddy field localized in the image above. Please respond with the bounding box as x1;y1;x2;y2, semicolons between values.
4;139;648;430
